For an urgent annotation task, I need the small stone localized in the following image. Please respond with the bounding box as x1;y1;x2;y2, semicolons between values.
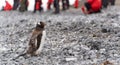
65;57;77;61
101;28;108;33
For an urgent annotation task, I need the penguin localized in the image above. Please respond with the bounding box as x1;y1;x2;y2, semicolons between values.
12;22;46;60
27;21;46;56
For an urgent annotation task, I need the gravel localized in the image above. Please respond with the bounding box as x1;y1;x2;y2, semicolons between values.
0;6;120;65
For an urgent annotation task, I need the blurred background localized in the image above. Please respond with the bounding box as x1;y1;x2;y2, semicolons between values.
115;0;120;5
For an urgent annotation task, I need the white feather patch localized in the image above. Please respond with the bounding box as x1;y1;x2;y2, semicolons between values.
35;30;46;54
37;22;41;25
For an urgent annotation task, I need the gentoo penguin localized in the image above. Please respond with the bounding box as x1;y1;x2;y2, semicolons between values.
27;21;46;56
12;22;46;60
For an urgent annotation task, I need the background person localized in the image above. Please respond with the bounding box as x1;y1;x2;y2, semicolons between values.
81;0;102;14
62;0;70;10
53;0;60;14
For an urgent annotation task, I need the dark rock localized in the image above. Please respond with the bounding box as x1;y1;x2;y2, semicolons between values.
101;28;108;33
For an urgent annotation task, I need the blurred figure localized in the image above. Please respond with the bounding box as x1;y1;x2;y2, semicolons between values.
28;0;35;11
69;0;79;8
102;0;115;8
34;0;52;13
102;0;109;8
4;0;14;11
34;0;42;13
19;0;27;12
0;0;6;11
0;0;19;11
81;0;102;14
53;0;60;14
13;0;20;10
53;0;70;14
74;0;79;8
47;0;53;10
62;0;70;10
32;0;54;13
109;0;115;5
42;0;49;12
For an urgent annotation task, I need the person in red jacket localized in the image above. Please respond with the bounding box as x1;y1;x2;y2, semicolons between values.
4;0;13;11
81;0;102;14
48;0;53;10
34;0;42;13
74;0;79;8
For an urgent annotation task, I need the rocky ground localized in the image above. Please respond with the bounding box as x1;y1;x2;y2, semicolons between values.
0;6;120;65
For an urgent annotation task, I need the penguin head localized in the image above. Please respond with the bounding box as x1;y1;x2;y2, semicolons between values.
36;21;46;29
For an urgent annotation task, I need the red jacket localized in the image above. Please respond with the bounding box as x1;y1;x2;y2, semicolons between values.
48;0;53;4
87;0;101;11
74;0;79;8
47;0;53;9
35;0;42;10
4;1;13;11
